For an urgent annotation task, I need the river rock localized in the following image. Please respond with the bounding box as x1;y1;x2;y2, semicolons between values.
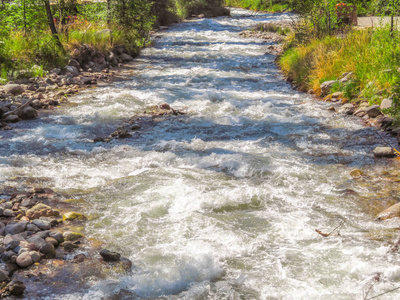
107;52;118;66
338;103;354;115
16;252;33;268
18;106;38;120
26;203;55;219
5;114;20;123
63;231;84;242
45;237;59;247
376;202;400;220
373;147;396;158
339;72;353;83
61;241;79;252
8;280;26;296
320;80;337;96
3;84;25;95
32;219;51;230
364;105;381;118
26;223;40;232
5;223;26;235
49;231;64;243
29;251;41;262
68;58;81;69
64;66;80;77
63;212;86;221
39;242;55;258
119;53;134;62
0;269;9;282
100;249;121;262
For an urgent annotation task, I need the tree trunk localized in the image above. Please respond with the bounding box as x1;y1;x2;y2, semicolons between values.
43;0;63;49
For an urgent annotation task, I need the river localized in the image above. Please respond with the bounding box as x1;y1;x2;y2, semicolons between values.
1;8;400;300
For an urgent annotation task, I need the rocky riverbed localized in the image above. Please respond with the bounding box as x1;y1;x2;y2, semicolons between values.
0;186;133;298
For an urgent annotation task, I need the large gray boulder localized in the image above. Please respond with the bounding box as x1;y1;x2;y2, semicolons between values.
18;106;38;120
63;66;80;77
68;58;81;69
119;53;134;62
320;80;337;96
3;84;25;95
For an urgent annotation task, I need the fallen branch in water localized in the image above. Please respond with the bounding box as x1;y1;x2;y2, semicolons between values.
315;221;344;237
2;99;33;118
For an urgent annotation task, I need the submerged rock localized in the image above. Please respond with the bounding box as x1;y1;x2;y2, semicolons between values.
100;249;121;262
376;202;400;221
63;212;86;221
63;231;84;242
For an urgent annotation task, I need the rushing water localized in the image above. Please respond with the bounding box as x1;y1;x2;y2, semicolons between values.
1;8;400;300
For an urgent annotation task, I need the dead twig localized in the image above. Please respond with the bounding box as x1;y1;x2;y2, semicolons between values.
3;99;33;118
315;221;344;237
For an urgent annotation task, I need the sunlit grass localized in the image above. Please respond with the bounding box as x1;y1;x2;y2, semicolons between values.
279;27;400;99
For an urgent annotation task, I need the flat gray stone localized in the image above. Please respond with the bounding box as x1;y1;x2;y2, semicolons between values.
373;146;396;158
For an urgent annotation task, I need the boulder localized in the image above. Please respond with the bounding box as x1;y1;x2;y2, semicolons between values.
331;92;343;99
3;84;25;95
338;103;354;115
5;223;26;235
49;231;64;243
18;106;38;120
119;53;134;62
5;115;20;123
32;219;51;230
364;105;381;118
68;58;81;69
8;280;26;296
107;52;118;66
26;203;55;219
45;237;58;247
16;252;33;268
0;269;9;282
376;202;400;221
380;98;393;110
64;66;80;77
29;251;41;262
100;249;121;262
63;212;86;221
339;72;353;83
373;146;396;158
320;80;337;96
63;231;84;242
39;242;55;258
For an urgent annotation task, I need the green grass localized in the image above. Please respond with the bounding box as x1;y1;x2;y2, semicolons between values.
279;27;400;101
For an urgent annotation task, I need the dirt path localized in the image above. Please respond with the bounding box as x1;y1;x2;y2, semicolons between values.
357;16;400;28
